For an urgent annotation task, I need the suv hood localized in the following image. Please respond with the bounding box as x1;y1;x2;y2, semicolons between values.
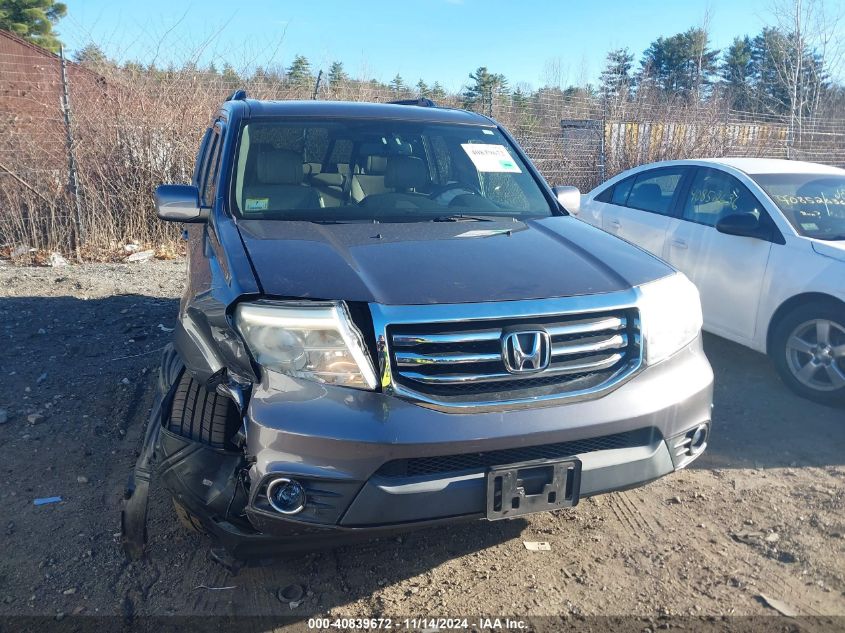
236;216;672;305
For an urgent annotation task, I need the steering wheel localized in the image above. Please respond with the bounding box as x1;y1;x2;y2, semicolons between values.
430;182;483;204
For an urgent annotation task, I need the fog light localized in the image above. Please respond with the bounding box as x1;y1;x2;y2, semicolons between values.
688;424;708;456
266;477;306;515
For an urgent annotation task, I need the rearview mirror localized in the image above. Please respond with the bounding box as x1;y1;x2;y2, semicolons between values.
716;212;768;239
155;184;208;223
553;185;581;215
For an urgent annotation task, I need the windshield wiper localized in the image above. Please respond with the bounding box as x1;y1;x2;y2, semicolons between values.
308;219;380;224
432;213;516;223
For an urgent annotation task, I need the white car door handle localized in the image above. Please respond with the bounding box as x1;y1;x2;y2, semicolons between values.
671;238;688;249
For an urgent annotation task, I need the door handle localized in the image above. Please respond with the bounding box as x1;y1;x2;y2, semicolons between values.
609;219;621;228
671;238;688;249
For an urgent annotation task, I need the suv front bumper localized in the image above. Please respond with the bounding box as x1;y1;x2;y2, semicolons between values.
240;335;712;537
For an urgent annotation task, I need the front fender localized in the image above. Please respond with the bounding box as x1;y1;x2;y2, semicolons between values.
177;211;259;386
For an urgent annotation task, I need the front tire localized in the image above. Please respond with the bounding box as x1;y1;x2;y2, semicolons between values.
167;373;243;535
771;300;845;406
168;372;241;449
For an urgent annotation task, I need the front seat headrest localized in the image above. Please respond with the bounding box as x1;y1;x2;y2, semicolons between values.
256;149;304;185
632;183;662;202
365;155;388;174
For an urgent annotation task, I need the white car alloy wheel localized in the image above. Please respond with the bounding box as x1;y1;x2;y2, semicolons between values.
771;301;845;406
785;319;845;392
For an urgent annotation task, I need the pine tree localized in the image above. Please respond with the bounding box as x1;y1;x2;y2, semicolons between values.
511;85;538;134
429;81;447;100
416;79;429;97
749;27;825;117
598;48;634;101
720;36;754;110
463;67;508;114
327;61;348;86
389;73;407;93
73;43;108;67
222;63;240;85
638;28;719;100
287;55;312;85
0;0;66;52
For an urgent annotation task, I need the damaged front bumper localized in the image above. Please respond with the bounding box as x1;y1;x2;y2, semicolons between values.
122;336;712;560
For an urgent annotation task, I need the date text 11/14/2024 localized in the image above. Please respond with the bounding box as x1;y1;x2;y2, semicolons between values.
307;617;528;630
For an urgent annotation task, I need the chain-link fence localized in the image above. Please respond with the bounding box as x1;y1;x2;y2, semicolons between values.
2;38;845;258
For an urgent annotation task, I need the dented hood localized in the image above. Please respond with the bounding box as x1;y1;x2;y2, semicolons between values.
236;216;672;305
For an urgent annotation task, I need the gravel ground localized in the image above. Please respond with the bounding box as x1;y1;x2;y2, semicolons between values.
0;259;843;628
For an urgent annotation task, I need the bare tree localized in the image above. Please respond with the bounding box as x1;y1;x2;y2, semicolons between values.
768;0;842;146
694;4;714;102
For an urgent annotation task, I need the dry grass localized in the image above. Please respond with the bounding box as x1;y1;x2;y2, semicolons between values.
0;66;841;260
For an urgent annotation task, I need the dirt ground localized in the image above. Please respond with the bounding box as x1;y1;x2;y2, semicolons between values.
0;259;843;628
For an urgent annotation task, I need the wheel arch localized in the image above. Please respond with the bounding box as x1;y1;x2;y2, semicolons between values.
766;292;845;355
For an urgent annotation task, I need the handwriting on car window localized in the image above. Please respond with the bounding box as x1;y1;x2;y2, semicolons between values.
772;192;845;208
690;187;739;211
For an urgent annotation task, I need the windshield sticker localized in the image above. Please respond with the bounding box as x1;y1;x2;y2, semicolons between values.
244;198;269;212
461;144;522;173
801;222;819;231
455;229;512;238
482;129;495;135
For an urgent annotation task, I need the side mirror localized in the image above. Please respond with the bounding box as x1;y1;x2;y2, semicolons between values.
715;212;768;239
553;185;581;215
155;184;208;223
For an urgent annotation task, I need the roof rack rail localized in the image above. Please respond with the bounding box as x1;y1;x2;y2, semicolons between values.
389;98;437;108
226;89;247;101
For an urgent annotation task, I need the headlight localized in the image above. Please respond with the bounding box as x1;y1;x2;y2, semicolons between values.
235;301;378;390
638;273;703;365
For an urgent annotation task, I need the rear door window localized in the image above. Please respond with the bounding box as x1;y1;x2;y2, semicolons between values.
626;168;686;215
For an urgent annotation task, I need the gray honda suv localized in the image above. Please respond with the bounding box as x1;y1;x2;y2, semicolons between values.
121;94;713;560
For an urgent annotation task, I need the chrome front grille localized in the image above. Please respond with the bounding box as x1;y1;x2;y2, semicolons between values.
370;294;643;412
392;316;630;385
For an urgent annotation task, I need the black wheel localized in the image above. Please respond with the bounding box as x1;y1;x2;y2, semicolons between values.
172;499;207;535
168;372;241;449
771;300;845;406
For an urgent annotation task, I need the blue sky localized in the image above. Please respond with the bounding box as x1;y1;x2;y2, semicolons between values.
61;0;834;91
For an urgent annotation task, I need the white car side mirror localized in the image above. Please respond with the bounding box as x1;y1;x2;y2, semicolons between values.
553;185;581;215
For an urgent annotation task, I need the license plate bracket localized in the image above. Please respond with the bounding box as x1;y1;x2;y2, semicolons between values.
485;457;581;520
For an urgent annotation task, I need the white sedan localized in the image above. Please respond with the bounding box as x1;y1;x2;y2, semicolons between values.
574;158;845;405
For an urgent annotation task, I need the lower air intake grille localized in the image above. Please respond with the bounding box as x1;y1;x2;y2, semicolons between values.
375;428;660;479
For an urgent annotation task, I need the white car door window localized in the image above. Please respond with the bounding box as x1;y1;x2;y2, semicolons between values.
602;168;686;258
666;168;773;342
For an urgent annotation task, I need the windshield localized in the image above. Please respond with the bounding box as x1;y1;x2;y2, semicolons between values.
231;119;554;222
751;173;845;241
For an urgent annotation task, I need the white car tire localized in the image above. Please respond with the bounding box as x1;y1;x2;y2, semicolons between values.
771;300;845;407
